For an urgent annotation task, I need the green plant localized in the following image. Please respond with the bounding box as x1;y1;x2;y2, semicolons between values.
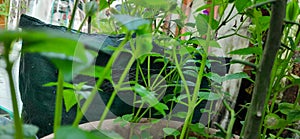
226;0;300;138
4;0;300;139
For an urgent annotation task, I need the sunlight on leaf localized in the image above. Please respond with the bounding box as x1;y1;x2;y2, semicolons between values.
198;92;221;101
163;128;180;137
229;47;262;55
113;15;150;31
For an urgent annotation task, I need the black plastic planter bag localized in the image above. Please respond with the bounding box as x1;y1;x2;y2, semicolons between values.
18;14;126;137
18;14;219;137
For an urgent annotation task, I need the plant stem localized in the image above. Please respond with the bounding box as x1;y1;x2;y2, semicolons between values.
72;32;132;126
223;100;235;139
4;41;24;139
215;4;235;32
78;15;89;32
293;88;300;108
275;127;285;138
179;0;215;137
172;47;191;139
97;56;136;128
154;12;168;34
178;45;208;139
53;70;64;134
242;0;287;138
68;0;80;31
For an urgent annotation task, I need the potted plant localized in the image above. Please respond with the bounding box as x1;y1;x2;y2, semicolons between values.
2;0;300;139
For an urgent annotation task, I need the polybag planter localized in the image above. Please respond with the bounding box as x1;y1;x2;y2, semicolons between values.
18;14;193;137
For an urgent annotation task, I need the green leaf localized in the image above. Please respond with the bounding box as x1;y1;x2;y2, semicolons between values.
198;92;221;101
173;112;187;119
189;38;221;48
85;1;98;16
195;14;208;35
286;0;300;21
198;14;219;30
287;110;300;122
189;123;206;135
0;123;38;138
185;22;195;28
131;0;175;11
140;125;152;131
43;82;75;89
286;128;300;135
23;124;39;138
207;40;221;48
264;113;287;129
121;114;132;121
63;89;78;112
153;103;169;116
113;117;129;127
134;84;158;105
205;72;222;84
141;130;152;139
229;47;262;55
235;0;252;13
113;114;133;127
134;84;168;115
171;19;185;28
19;31;95;81
183;70;198;78
131;135;139;139
133;34;153;58
206;72;249;84
257;16;270;32
153;34;180;48
99;0;112;11
278;102;300;115
113;15;150;31
163;128;180;136
176;94;188;102
223;72;249;81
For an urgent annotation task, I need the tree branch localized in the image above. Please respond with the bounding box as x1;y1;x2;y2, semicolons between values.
242;0;287;138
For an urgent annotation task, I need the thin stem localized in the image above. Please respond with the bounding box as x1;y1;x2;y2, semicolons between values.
223;100;235;139
53;70;64;134
293;87;300;108
218;16;251;40
215;4;235;32
152;68;177;89
154;12;168;34
68;0;80;31
150;61;169;89
78;15;89;32
97;56;136;128
275;127;285;138
180;0;215;137
132;102;145;122
172;48;191;104
147;56;150;88
132;61;140;116
179;25;208;139
4;41;23;139
72;32;132;126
